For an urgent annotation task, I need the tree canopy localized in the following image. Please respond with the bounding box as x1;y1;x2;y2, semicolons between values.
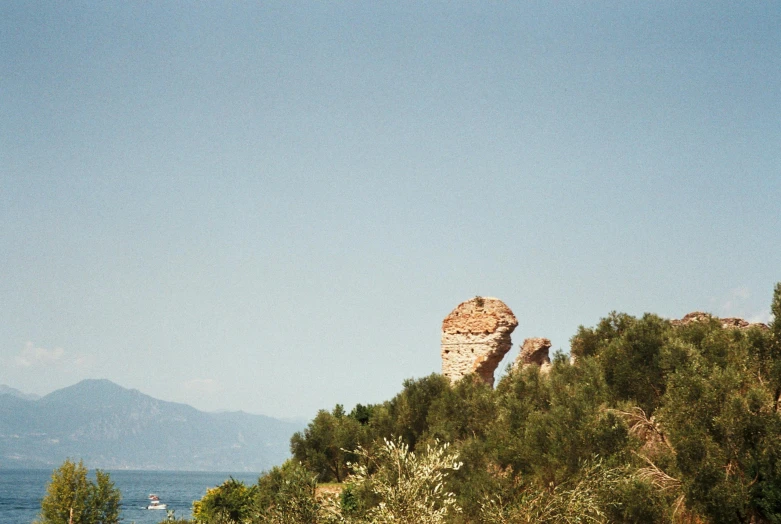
37;459;121;524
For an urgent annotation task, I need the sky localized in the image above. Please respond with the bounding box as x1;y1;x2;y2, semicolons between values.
2;2;780;420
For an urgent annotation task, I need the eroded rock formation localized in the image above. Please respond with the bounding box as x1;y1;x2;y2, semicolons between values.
515;337;552;369
441;297;518;386
671;311;768;330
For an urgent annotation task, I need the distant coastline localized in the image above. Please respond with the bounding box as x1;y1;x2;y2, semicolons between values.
0;379;303;472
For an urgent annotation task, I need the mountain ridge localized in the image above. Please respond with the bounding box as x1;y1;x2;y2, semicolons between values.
0;384;40;401
0;379;302;472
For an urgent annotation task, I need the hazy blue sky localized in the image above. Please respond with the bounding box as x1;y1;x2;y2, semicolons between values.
2;2;779;419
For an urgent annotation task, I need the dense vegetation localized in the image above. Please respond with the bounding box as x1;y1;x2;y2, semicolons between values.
37;459;121;524
187;284;781;523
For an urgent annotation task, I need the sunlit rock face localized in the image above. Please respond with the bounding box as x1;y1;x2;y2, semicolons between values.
671;311;768;330
515;337;552;371
441;297;518;386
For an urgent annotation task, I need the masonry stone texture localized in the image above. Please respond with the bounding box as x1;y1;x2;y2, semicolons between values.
441;297;518;386
670;311;768;330
516;337;552;369
440;297;766;388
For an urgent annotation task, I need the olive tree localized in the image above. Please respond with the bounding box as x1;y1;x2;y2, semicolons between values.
345;436;462;524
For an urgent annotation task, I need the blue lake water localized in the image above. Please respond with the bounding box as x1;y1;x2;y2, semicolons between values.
0;469;261;524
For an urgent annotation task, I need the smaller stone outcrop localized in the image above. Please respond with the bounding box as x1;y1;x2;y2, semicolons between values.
516;337;552;367
671;311;768;330
514;337;553;374
720;317;753;329
441;297;518;386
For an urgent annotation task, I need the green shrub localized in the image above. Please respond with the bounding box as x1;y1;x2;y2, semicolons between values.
36;459;121;524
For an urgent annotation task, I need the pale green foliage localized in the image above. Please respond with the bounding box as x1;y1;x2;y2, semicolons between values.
258;462;321;524
189;438;463;524
479;461;613;524
192;478;256;523
346;436;462;524
36;459;121;524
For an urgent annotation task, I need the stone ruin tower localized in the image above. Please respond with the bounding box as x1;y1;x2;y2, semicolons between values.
441;297;518;386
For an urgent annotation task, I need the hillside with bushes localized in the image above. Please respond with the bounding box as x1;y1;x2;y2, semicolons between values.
188;283;781;523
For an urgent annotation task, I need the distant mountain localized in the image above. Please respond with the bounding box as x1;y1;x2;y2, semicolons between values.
0;379;304;472
0;385;40;401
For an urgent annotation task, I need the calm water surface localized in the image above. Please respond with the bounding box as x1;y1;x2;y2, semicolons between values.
0;469;261;524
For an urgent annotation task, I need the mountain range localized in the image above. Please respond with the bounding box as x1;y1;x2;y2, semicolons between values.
0;379;304;472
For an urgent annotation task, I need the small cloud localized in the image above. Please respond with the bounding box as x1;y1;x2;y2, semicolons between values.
15;342;66;368
72;355;91;367
713;287;776;325
183;378;222;394
718;287;756;318
12;342;90;373
747;310;773;325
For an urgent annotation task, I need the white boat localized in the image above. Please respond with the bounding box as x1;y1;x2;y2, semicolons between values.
147;494;167;510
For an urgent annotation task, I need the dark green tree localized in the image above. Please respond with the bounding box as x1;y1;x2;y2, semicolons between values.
570;311;635;360
425;374;496;444
658;322;781;523
348;403;376;425
383;373;450;449
492;355;628;487
290;404;364;482
772;282;781;343
597;313;670;414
